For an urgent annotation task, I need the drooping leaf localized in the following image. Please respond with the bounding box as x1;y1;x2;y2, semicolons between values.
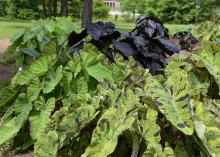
138;108;162;151
0;93;32;146
29;97;55;140
68;29;88;47
192;42;220;95
87;22;116;40
0;85;18;108
21;48;40;57
112;39;138;58
27;77;42;102
193;99;220;157
43;65;63;94
12;54;56;86
144;75;194;135
82;100;138;157
81;52;114;83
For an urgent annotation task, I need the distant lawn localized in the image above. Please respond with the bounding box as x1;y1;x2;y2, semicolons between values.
0;17;30;39
0;17;198;39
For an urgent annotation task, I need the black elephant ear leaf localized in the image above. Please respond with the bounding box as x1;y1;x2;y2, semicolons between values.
69;41;84;55
112;39;138;59
158;38;180;55
105;48;115;63
68;29;87;47
150;62;163;75
87;22;115;40
136;15;147;25
133;35;149;49
148;19;157;29
21;48;40;57
145;27;155;38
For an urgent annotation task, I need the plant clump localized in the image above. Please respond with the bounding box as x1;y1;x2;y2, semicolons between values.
68;15;180;75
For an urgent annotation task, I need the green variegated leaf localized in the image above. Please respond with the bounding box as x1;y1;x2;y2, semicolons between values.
29;97;55;140
58;105;99;135
0;93;32;146
34;131;59;157
82;105;137;157
192;42;220;95
193;99;220;157
138;108;162;151
143;145;175;157
12;54;56;86
34;105;98;157
144;75;193;135
43;66;63;94
27;77;42;102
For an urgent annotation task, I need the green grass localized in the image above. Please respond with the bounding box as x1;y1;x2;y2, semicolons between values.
0;17;30;39
0;17;198;39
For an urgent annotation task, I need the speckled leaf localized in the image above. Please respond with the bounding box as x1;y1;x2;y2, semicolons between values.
192;42;220;95
193;99;220;157
34;131;59;157
82;105;137;157
144;74;193;135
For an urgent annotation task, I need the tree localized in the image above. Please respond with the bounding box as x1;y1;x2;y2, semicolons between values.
61;0;68;16
54;0;58;17
82;0;93;28
93;0;110;19
47;0;53;17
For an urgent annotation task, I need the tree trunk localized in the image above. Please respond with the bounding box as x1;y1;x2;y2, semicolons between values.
82;0;93;28
42;0;47;18
47;0;53;17
61;0;68;16
53;0;57;17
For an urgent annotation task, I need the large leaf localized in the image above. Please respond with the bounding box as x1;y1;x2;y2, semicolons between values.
82;103;137;157
193;99;220;157
0;93;32;146
29;97;56;140
43;66;63;94
81;52;114;83
138;108;162;151
34;105;98;157
144;74;194;135
27;77;42;102
34;131;59;157
192;42;220;95
12;54;56;86
0;85;18;108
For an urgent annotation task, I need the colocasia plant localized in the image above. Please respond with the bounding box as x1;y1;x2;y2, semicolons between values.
0;15;219;157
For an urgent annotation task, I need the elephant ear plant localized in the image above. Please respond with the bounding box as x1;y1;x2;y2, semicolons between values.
0;15;220;157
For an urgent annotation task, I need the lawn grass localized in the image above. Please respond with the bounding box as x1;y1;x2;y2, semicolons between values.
0;17;198;39
0;17;30;39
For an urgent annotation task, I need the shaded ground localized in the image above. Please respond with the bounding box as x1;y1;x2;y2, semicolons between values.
0;39;14;81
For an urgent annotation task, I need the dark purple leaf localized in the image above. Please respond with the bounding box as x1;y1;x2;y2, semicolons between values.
112;39;138;58
157;38;180;54
87;22;116;40
68;29;87;47
69;41;84;55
